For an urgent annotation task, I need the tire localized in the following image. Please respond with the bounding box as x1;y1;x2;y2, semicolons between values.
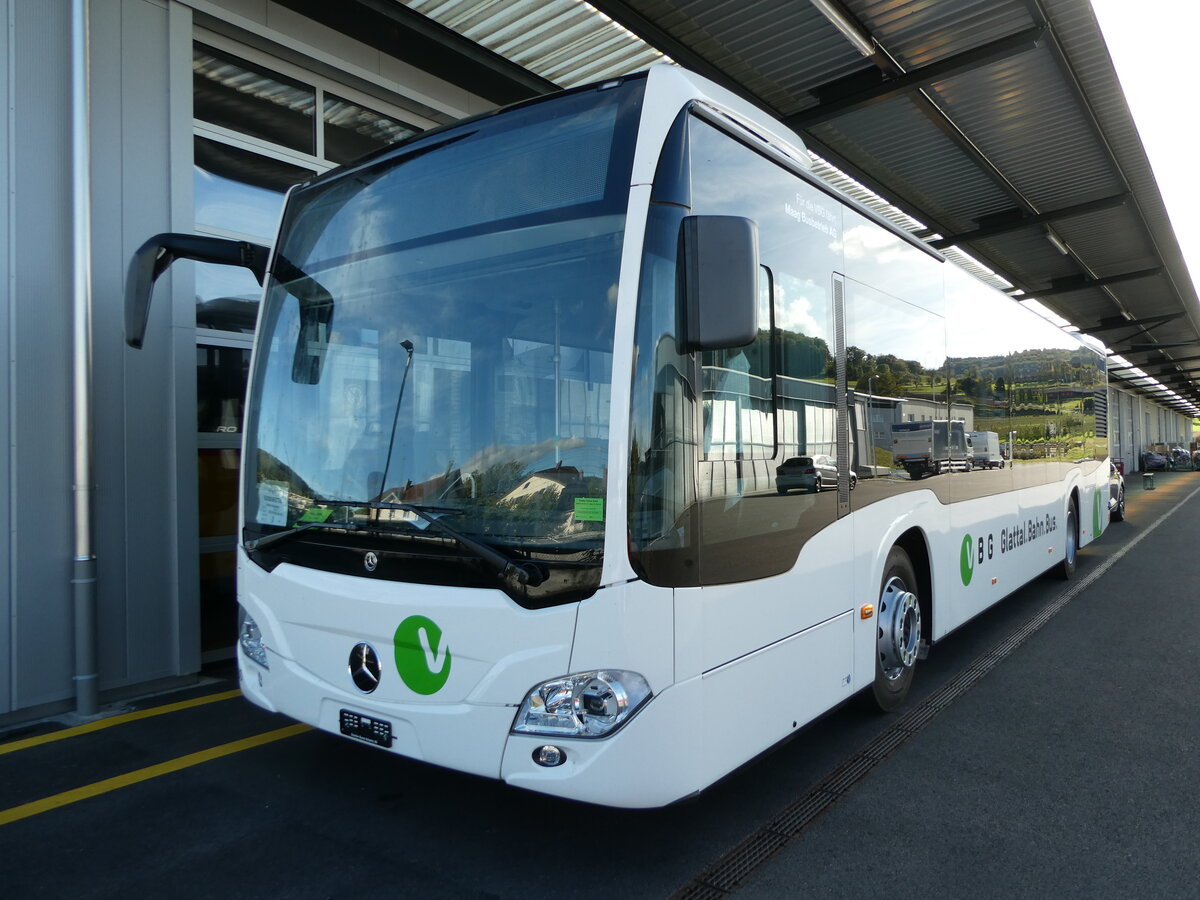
868;546;922;712
777;487;787;495
1059;499;1078;580
1111;487;1125;522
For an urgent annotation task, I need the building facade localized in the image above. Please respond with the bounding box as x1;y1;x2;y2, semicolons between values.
0;0;504;723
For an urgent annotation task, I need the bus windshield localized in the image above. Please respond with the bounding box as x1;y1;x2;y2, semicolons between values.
242;80;644;560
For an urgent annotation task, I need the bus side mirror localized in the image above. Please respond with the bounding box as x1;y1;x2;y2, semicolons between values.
125;232;269;348
680;215;759;351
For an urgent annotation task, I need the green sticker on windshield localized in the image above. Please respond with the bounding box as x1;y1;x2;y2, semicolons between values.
574;498;604;522
297;507;332;524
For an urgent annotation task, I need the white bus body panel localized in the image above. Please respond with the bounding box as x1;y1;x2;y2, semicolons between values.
238;551;578;778
938;465;1105;639
502;608;853;807
673;517;858;680
569;580;675;689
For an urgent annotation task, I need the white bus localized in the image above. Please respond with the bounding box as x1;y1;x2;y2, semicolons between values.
127;65;1114;808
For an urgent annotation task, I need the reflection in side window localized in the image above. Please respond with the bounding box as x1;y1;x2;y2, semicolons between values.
775;269;836;470
845;278;947;476
702;268;774;462
944;264;1106;491
193;137;314;241
684;117;843;584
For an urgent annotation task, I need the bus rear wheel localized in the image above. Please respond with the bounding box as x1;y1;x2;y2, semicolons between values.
869;547;922;711
1059;499;1078;580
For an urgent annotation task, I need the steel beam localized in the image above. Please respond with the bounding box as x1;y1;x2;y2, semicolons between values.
931;193;1129;250
1078;311;1181;336
1024;268;1162;300
1118;342;1197;353
273;0;556;104
788;27;1047;130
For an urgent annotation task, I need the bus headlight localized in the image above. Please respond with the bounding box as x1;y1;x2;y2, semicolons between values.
512;670;651;738
238;607;269;669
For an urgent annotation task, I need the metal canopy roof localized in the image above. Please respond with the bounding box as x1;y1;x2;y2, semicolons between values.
278;0;1200;413
585;0;1200;412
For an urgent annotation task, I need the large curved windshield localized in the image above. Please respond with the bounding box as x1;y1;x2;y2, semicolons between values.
243;80;644;558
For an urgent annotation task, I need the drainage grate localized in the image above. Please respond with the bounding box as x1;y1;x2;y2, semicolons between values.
670;482;1197;898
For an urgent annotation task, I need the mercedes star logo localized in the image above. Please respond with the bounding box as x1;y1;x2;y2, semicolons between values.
364;551;378;572
349;642;382;693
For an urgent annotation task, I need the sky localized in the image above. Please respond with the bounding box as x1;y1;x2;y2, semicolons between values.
1090;0;1200;290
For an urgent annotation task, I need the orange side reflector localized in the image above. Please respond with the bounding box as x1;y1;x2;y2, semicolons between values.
991;577;998;585
860;604;875;619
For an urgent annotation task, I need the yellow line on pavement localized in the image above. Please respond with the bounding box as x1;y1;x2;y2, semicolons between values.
0;722;311;826
0;689;244;756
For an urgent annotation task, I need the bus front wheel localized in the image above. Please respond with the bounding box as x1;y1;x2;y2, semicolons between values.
869;547;922;711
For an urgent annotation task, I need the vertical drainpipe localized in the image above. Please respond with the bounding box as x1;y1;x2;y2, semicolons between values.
71;0;98;717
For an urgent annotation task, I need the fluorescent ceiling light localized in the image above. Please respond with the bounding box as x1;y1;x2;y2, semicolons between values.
809;0;875;57
1046;229;1071;255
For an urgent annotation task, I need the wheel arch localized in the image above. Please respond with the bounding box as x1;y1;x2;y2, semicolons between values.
1067;484;1081;529
892;526;933;644
1059;485;1082;579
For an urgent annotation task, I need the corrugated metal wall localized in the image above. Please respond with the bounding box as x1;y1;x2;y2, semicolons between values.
1;0;184;719
1;0;12;713
6;0;75;714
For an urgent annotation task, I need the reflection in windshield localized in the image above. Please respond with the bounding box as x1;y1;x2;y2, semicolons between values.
243;81;644;560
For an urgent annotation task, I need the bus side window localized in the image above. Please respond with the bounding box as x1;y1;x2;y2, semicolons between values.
701;266;775;464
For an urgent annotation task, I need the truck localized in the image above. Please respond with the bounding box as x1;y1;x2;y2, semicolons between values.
969;430;1004;468
891;420;971;478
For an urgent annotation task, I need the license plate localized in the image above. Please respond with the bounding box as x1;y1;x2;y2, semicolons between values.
339;709;393;748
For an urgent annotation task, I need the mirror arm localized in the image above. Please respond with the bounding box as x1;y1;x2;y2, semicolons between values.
125;232;270;349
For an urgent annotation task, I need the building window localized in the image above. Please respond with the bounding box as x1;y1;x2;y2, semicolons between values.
190;37;422;657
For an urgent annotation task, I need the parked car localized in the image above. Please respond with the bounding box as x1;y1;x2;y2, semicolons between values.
1109;461;1125;522
1141;450;1166;471
775;455;857;494
1168;447;1191;469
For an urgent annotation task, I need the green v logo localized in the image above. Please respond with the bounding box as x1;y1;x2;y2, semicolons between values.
394;615;452;695
960;533;975;586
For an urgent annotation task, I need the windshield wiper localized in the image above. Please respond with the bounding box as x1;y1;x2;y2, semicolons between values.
244;501;547;587
374;501;547;587
243;521;338;552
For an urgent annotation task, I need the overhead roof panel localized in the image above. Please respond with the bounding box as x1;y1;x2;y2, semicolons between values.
982;227;1083;287
808;94;1015;235
1045;2;1196;300
928;50;1119;212
857;0;1035;68
398;0;667;87
1053;206;1159;280
626;0;867;114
